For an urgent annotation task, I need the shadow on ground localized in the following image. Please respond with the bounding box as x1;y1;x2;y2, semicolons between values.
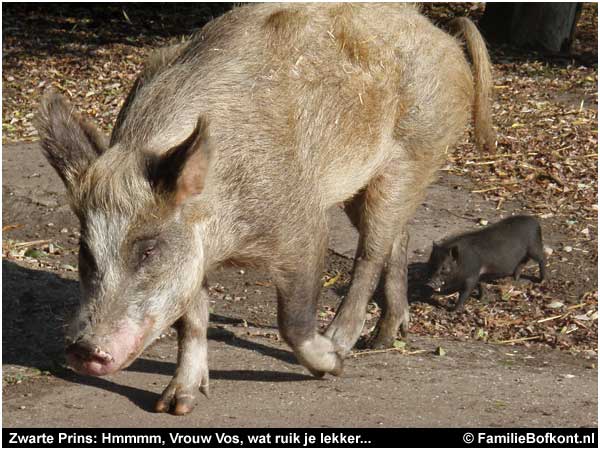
2;260;324;408
3;3;596;67
2;258;443;376
2;3;235;60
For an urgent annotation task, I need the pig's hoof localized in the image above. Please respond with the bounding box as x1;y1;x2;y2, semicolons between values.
399;313;410;339
324;326;357;356
308;353;344;378
329;352;344;376
155;384;199;415
369;334;396;350
296;334;344;378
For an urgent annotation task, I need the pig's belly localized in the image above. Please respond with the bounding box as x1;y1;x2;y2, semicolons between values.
319;151;390;206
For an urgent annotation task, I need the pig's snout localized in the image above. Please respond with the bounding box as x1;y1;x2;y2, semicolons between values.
65;317;154;377
66;339;119;377
66;340;114;363
426;278;444;292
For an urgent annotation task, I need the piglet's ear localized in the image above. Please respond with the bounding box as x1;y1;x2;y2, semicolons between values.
450;245;460;260
146;116;211;205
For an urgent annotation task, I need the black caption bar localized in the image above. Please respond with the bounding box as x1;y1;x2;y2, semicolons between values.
3;428;598;448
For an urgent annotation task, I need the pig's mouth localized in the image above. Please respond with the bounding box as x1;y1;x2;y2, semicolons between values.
426;280;444;292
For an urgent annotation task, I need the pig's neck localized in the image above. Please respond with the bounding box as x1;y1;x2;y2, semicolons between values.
188;201;260;273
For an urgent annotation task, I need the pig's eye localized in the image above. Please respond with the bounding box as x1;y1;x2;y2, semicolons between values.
134;238;160;267
141;245;156;261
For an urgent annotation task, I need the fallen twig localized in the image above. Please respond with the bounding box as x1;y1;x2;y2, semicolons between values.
351;348;428;357
537;312;569;323
12;239;51;248
472;182;520;194
494;335;541;345
567;302;588;311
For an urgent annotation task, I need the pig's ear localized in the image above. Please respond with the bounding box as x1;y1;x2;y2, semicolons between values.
146;116;211;205
450;245;460;260
34;91;107;192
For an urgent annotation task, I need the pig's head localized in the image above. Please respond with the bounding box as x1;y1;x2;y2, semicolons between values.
427;242;461;293
34;92;211;376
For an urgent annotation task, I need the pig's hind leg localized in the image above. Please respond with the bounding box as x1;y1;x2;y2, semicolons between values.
326;162;422;353
274;223;343;378
370;229;410;348
155;284;210;415
528;244;547;282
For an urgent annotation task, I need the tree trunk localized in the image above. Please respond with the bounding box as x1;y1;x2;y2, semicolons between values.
481;3;582;54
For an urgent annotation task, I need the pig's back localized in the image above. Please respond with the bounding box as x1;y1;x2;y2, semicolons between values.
112;3;473;209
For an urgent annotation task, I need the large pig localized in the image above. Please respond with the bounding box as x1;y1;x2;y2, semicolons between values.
35;3;495;414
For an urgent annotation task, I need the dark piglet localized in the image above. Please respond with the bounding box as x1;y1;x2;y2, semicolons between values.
427;215;546;311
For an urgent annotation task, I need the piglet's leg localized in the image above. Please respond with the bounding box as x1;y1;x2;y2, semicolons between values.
513;257;529;282
155;284;209;415
453;277;478;312
475;282;488;301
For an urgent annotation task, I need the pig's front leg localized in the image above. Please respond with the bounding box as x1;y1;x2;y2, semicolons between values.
453;277;478;312
155;285;209;415
274;227;343;378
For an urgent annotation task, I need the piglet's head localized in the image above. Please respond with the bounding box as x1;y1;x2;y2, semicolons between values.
427;242;460;293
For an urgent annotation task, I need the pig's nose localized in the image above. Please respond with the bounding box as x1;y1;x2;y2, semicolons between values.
426;280;442;292
66;340;114;364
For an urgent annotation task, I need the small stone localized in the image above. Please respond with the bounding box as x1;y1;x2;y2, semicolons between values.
19;405;26;410
543;246;553;256
46;222;54;227
563;246;573;253
60;228;69;234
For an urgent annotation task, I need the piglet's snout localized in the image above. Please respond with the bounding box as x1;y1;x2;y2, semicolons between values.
426;279;444;292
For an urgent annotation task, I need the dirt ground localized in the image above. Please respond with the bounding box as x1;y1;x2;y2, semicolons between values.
2;141;597;427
